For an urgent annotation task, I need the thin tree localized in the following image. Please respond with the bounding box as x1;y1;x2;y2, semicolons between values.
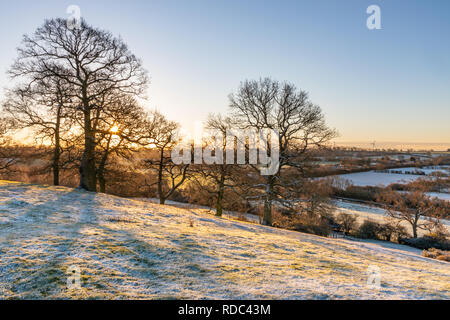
336;212;357;236
192;114;243;217
95;94;149;193
377;189;447;238
300;178;335;220
3;77;74;185
143;111;190;205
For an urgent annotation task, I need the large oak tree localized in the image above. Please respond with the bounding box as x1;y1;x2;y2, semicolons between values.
229;78;336;225
8;18;148;191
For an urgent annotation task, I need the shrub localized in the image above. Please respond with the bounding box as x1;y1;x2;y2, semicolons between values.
422;248;450;262
377;222;409;242
399;236;450;251
376;223;395;241
334;186;383;202
335;212;357;235
294;215;332;237
357;220;381;240
272;209;332;237
272;208;300;230
437;255;450;262
427;224;450;241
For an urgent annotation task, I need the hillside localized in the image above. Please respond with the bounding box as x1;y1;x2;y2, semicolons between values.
0;181;448;299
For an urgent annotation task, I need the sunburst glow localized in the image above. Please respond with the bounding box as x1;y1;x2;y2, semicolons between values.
110;124;119;134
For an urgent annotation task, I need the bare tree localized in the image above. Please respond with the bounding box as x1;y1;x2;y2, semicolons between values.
300;178;335;220
192;114;243;216
336;212;357;235
143;111;190;204
94;94;149;193
229;78;336;225
3;76;75;185
8;18;148;191
377;190;447;238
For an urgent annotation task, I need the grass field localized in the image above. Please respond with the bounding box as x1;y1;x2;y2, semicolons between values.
0;181;449;299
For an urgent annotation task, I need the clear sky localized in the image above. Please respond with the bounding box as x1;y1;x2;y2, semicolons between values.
0;0;449;145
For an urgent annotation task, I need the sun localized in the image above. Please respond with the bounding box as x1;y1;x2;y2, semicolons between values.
110;124;120;134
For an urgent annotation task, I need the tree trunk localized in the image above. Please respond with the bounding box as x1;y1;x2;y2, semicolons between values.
52;104;62;186
412;213;419;238
262;176;275;226
80;138;97;191
79;102;97;192
216;182;225;217
98;173;106;193
52;142;60;186
215;170;226;217
98;155;107;193
97;135;112;193
52;146;60;186
157;149;165;205
263;198;272;226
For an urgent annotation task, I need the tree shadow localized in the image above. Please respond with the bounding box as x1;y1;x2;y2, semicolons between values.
1;184;220;298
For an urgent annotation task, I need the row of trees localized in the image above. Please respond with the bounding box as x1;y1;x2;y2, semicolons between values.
0;18;337;227
3;17;445;236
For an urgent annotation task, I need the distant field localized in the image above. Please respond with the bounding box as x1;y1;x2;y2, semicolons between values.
334;142;450;152
337;171;424;187
336;166;450;202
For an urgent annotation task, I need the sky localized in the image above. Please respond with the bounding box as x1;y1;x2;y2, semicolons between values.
0;0;449;147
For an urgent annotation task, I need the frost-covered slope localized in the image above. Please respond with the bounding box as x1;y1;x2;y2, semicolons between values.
0;181;448;299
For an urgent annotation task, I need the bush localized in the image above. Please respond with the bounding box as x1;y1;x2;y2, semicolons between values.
354;220;409;242
437;255;450;262
427;224;450;241
334;186;383;202
272;208;298;229
377;222;409;242
422;248;450;262
399;236;450;251
357;220;381;240
335;212;357;235
272;209;332;237
294;214;332;237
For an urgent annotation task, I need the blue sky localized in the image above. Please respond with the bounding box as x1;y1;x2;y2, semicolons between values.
0;0;449;144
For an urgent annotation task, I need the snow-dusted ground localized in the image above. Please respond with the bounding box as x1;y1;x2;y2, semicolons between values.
337;166;449;189
0;181;449;300
337;171;425;187
136;198;261;223
427;192;450;202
